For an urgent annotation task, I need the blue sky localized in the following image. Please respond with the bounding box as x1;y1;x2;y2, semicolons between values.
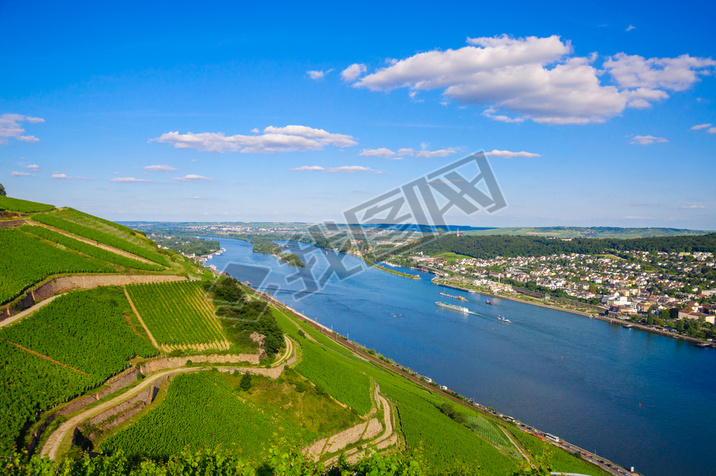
1;0;715;228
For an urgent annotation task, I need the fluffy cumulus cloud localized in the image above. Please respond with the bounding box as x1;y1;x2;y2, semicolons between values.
174;174;213;182
26;164;40;171
151;125;357;153
144;164;177;172
341;63;367;82
0;113;44;145
630;135;668;145
486;149;541;158
348;35;715;124
11;171;32;176
51;173;70;179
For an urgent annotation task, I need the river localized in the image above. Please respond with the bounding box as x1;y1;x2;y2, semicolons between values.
204;237;716;476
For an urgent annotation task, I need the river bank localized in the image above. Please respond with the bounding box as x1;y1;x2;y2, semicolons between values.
432;277;714;348
248;284;638;476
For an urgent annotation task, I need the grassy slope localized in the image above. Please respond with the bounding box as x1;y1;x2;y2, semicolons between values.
0;196;55;213
271;305;610;475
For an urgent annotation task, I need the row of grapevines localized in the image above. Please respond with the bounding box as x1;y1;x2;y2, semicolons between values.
0;196;54;213
295;337;373;414
21;225;164;272
127;281;226;346
0;339;96;457
54;208;149;247
0;228;113;304
99;371;306;461
0;287;158;380
32;213;169;266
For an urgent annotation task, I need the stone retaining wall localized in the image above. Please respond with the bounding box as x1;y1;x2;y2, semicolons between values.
58;369;139;417
139;353;260;374
216;364;284;379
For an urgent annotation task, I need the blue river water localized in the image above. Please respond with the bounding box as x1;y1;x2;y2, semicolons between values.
204;237;716;476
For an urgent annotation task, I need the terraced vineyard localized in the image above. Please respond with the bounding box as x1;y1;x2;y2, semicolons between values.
295;336;373;415
0;227;113;304
32;212;169;266
126;281;228;350
99;371;308;461
21;225;164;272
0;287;158;381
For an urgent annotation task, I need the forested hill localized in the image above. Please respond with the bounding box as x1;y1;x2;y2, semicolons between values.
412;233;716;259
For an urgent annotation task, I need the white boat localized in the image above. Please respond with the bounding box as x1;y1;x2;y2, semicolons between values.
436;301;469;314
497;316;511;323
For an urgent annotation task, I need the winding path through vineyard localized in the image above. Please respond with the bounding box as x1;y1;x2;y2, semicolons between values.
42;335;297;460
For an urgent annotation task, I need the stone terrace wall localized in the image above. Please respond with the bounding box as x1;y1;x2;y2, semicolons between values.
139;353;260;374
58;369;139;417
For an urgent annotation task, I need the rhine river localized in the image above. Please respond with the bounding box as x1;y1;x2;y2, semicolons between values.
205;237;716;476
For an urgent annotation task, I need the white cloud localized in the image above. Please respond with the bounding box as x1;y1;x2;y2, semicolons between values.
691;123;716;134
174;174;213;182
0;113;45;145
144;164;177;172
604;53;715;92
626;25;636;31
251;128;259;134
26;164;40;171
679;205;705;209
11;171;32;176
359;147;396;158
630;135;668;145
307;69;332;80
709;127;716;134
152;125;357;153
351;35;715;124
482;107;525;123
291;165;325;171
486;149;541;158
327;165;381;174
111;177;154;183
341;63;367;82
623;216;654;219
52;173;70;179
416;148;456;158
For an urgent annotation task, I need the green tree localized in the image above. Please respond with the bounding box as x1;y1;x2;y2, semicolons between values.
0;183;5;197
677;319;684;332
240;372;252;391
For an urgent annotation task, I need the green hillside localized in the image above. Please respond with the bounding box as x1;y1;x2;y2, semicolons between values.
0;198;613;475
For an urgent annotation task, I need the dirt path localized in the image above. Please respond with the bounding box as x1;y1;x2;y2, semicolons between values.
499;425;531;463
0;338;89;375
305;383;398;464
26;221;159;265
123;287;160;349
0;294;61;328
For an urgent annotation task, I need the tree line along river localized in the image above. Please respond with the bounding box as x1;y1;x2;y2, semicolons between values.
204;237;716;476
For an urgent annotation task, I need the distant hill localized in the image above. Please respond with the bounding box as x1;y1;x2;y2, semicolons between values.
464;226;713;239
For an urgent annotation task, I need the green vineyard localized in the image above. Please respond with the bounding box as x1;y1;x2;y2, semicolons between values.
21;225;164;272
0;196;55;213
0;228;113;304
126;281;228;349
32;212;169;267
99;371;307;462
0;287;158;381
